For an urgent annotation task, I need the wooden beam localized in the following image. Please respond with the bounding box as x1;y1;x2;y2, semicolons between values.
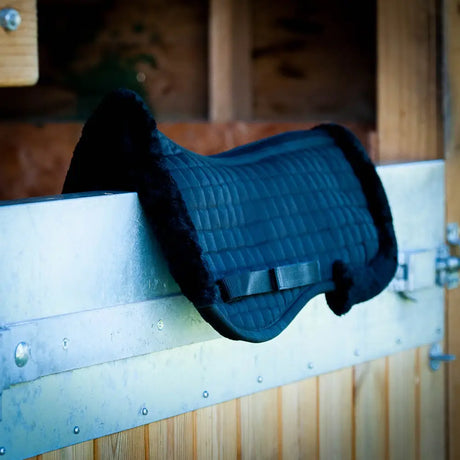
209;0;252;121
445;1;460;459
0;0;38;86
377;0;441;161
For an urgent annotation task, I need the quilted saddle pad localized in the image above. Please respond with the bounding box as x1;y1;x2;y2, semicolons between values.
63;89;397;343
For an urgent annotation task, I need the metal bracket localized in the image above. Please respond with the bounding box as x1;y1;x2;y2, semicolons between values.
390;249;437;295
435;222;460;289
391;223;460;293
447;222;460;246
436;245;460;289
429;343;456;371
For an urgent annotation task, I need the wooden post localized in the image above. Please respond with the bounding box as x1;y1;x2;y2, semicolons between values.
209;0;252;121
377;0;441;162
445;1;460;459
0;0;38;86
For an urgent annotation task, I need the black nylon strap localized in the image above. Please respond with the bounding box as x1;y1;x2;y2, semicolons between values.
219;260;321;302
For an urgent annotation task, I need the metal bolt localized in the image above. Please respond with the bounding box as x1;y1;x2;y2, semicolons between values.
307;362;314;369
0;447;5;456
142;407;148;416
0;8;22;31
202;390;209;398
436;328;442;335
15;342;30;367
157;320;164;331
62;338;70;350
396;338;402;345
257;376;263;383
73;426;80;435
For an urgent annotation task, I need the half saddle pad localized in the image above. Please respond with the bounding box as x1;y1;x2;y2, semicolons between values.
63;89;398;343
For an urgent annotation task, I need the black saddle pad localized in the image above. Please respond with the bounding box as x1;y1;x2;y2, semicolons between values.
63;89;397;342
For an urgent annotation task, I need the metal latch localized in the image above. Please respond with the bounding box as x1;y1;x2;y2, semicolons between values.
429;343;456;371
390;223;460;294
437;222;460;289
390;249;437;295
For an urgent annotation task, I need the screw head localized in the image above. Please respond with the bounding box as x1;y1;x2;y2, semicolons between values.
354;349;360;357
73;426;80;435
307;362;314;369
202;390;209;398
62;338;70;350
142;407;148;416
396;338;402;345
0;8;22;31
157;320;164;331
0;446;5;456
257;376;263;383
15;342;30;367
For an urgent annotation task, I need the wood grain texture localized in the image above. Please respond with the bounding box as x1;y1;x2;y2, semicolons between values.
445;3;460;460
280;378;318;460
377;0;441;162
195;400;238;460
0;122;374;201
388;349;418;460
319;368;353;460
239;388;279;460
148;412;195;460
36;441;93;460
0;0;38;86
94;426;145;460
209;0;252;121
354;358;388;460
419;345;446;460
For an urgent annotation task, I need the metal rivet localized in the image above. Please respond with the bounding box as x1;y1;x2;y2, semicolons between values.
15;342;30;367
396;338;402;345
73;426;80;435
157;320;164;331
257;376;263;383
202;390;209;398
142;407;148;416
307;362;314;369
0;8;21;31
354;349;360;357
0;447;5;456
62;338;70;350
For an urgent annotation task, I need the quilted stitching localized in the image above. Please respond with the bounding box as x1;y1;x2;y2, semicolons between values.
162;131;379;332
62;89;397;342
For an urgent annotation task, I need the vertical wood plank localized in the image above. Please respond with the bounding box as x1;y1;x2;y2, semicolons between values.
280;378;318;460
388;349;418;460
419;345;446;460
319;368;353;460
209;0;252;121
377;0;441;162
239;388;279;460
0;0;38;86
445;3;460;460
354;358;388;460
35;441;94;460
195;400;238;460
94;426;145;460
148;412;195;460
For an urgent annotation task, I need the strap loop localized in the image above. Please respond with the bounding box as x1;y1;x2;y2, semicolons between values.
219;260;321;302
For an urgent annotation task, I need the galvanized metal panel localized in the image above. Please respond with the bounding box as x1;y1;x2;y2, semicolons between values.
0;160;445;459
